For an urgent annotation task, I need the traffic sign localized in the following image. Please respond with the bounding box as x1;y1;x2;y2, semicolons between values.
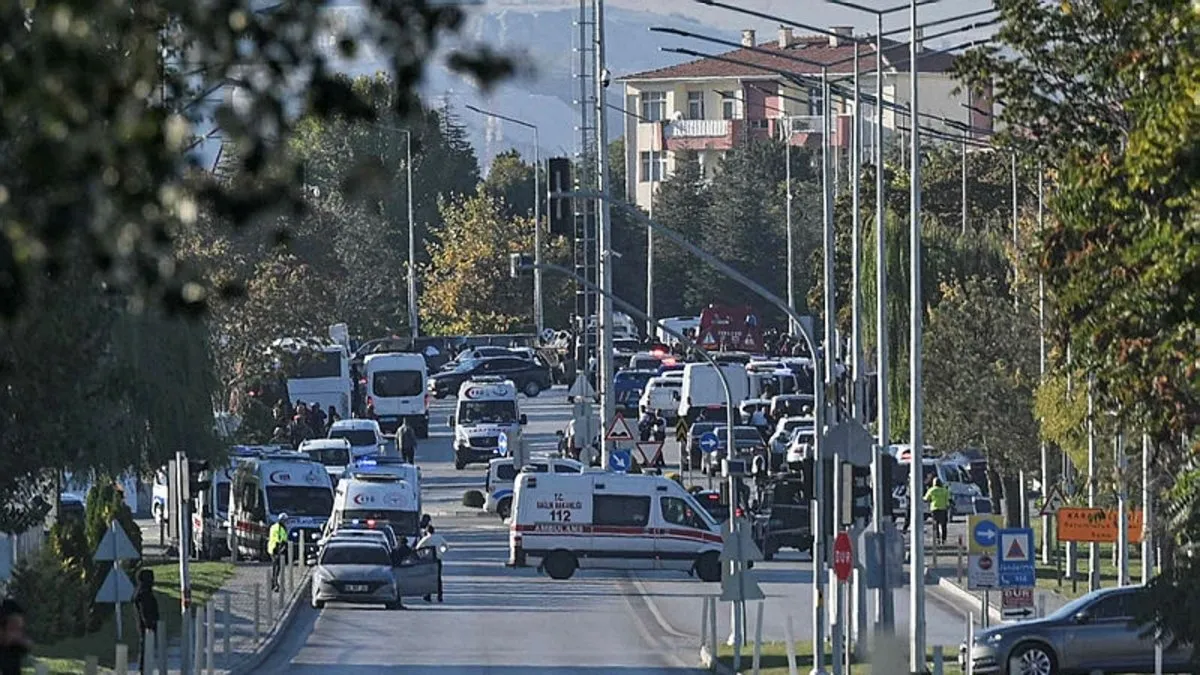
1038;485;1065;516
609;449;632;473
635;441;664;468
675;418;689;443
969;515;1001;554
967;553;998;590
93;521;140;562
720;567;765;602
997;527;1035;588
1001;588;1035;621
720;517;764;563
568;374;596;401
821;421;874;465
833;531;853;582
497;431;509;457
1056;507;1144;544
94;566;135;604
699;432;720;454
605;412;636;442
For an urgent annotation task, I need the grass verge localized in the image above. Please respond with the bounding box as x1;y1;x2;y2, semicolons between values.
716;641;963;675
28;561;235;674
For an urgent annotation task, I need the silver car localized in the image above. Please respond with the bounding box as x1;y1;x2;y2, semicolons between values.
311;541;400;609
960;585;1191;674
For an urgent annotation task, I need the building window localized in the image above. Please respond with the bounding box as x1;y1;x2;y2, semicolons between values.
807;87;824;116
686;91;705;119
640;91;667;122
721;95;737;120
640;151;666;182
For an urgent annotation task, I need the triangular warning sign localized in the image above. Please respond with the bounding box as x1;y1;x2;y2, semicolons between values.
744;335;756;348
605;413;635;442
635;442;664;467
1007;538;1025;561
701;331;717;347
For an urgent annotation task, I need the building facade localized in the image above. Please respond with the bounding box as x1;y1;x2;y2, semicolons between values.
618;26;993;209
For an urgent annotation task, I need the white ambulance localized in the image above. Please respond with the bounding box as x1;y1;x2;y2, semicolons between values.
449;377;527;470
343;455;423;516
228;450;335;561
509;472;723;582
330;472;421;541
191;446;268;559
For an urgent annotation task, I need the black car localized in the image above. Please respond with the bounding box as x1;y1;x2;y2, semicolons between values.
428;356;552;398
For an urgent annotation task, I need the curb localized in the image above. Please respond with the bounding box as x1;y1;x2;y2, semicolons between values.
225;571;312;675
931;573;1002;625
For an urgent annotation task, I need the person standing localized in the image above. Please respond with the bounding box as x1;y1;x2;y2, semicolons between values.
268;513;289;592
398;420;417;464
416;525;448;603
924;478;952;545
0;600;31;675
133;569;159;672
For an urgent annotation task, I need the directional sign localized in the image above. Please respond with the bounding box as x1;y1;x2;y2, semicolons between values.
998;527;1035;588
1001;588;1035;622
609;449;632;473
833;532;853;582
1039;485;1065;516
699;432;720;454
93;521;140;562
94;566;135;604
675;418;689;444
1056;507;1144;544
497;431;509;457
969;515;1001;554
605;412;636;442
635;441;664;468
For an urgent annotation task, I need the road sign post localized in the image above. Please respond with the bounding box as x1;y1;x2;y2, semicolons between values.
833;532;853;582
604;412;636;444
635;441;664;469
720;515;764;675
94;519;140;640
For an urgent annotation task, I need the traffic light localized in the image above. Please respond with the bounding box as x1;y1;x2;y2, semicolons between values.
880;453;899;514
547;157;572;236
187;459;211;498
848;463;873;524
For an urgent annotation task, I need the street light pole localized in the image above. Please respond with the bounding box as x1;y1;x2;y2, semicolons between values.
851;41;863;426
907;1;927;672
595;0;616;471
405;130;418;340
820;64;838;675
785;118;797;335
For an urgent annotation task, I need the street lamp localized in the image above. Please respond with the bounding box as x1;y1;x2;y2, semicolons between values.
374;124;418;339
464;105;544;336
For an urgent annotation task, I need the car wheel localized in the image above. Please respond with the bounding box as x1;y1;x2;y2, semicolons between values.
694;551;721;582
543;550;577;580
312;599;325;609
497;498;513;520
1008;642;1057;675
523;381;541;397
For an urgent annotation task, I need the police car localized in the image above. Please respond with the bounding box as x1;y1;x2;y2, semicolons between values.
483;455;584;520
509;472;723;582
449;377;527;470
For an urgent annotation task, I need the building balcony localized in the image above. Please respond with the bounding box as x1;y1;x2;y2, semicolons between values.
651;115;853;154
662;119;736;151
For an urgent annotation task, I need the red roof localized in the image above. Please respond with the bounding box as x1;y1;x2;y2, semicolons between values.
621;35;956;82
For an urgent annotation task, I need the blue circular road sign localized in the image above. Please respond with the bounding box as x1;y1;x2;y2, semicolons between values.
699;432;720;453
973;519;999;549
497;431;509;456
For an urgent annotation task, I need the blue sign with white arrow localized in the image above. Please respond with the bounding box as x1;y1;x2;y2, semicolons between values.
699;432;720;454
609;449;632;473
973;518;999;550
497;431;509;456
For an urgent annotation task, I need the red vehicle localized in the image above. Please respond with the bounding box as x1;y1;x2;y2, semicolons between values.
696;304;764;352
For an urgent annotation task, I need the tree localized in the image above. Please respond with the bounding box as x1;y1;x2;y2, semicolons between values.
483;150;537;220
0;1;511;319
649;151;711;320
923;276;1041;522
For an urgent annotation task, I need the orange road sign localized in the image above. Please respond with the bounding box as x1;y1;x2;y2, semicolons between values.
1055;507;1143;544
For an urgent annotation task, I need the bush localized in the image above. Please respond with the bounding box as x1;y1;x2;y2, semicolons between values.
7;542;91;642
462;490;484;508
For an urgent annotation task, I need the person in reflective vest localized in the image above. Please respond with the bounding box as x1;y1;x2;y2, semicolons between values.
268;513;289;591
924;479;952;545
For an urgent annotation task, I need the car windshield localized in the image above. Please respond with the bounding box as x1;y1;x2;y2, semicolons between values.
372;370;423;397
305;446;351;467
720;428;763;443
265;486;333;517
319;545;390;566
495;464;518;482
459;400;516;424
783;419;812;433
330;430;377;447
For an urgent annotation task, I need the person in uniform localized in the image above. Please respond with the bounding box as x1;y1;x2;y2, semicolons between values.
268;513;289;591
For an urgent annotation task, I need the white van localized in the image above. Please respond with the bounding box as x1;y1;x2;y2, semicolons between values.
484;455;584;519
449;377;527;470
656;316;699;344
330;472;421;540
343;455;422;515
228;451;334;561
639;376;681;420
363;352;430;437
677;363;750;421
327;419;386;462
299;438;353;489
509;472;723;582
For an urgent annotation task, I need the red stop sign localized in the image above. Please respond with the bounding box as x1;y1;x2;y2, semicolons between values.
833;532;853;582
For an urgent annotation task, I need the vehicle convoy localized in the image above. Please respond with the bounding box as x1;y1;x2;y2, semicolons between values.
362;352;429;436
330;472;421;541
449;378;528;470
509;472;723;582
429;355;552;398
299;438;352;489
484;455;584;519
228;450;335;561
327;418;388;461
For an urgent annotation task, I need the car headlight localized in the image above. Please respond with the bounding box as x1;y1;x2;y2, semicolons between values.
986;632;1003;643
314;568;333;583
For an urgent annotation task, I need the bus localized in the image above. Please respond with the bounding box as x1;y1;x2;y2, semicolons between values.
273;339;352;419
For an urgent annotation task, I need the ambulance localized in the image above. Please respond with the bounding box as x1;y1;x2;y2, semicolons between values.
330;472;421;541
449;377;527;470
484;455;584;519
191;446;266;559
343;455;423;516
227;450;335;561
509;472;723;582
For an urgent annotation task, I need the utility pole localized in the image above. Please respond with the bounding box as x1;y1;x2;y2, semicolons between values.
1038;164;1050;564
595;0;615;471
647;131;656;338
850;40;864;426
961;91;969;236
817;64;836;675
1087;374;1099;592
175;452;193;675
406;130;418;340
1116;426;1129;586
785;118;797;335
907;1;927;671
1142;433;1153;584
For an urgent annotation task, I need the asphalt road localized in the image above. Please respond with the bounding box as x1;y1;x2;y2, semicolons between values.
255;388;976;673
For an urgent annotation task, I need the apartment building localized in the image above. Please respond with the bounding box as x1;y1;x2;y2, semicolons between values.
618;26;993;209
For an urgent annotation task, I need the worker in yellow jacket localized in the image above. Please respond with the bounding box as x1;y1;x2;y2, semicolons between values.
268;514;289;592
923;480;952;545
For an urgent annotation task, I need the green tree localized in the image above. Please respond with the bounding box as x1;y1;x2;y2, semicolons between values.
483;150;538;220
649;151;710;321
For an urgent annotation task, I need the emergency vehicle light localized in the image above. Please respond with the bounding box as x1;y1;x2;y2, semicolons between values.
366;519;377;527
357;459;377;466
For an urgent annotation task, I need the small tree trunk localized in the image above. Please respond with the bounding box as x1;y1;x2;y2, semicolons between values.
987;468;1005;516
1001;473;1022;528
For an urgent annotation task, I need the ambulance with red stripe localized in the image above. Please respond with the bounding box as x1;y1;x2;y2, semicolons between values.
228;450;335;561
509;472;723;582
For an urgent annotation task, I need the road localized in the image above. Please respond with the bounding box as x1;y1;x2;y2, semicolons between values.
255;388;973;673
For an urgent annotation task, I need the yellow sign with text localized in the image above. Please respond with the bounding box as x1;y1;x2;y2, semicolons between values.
1056;508;1143;544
